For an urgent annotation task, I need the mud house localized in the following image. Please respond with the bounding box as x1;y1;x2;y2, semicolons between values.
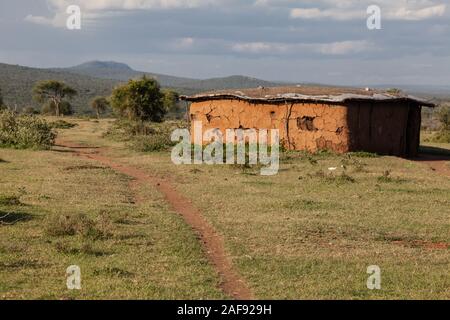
182;86;435;157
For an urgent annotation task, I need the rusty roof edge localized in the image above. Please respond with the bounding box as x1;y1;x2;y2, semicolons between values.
180;93;436;107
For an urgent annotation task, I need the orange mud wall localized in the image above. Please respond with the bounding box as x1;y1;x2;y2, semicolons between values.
189;99;421;157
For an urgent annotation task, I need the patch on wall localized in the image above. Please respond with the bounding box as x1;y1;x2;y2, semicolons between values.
297;116;317;131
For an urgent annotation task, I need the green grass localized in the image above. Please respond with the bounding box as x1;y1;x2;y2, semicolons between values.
0;142;224;299
1;119;449;299
114;125;450;299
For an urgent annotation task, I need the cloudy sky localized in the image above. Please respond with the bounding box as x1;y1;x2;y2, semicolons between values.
0;0;449;85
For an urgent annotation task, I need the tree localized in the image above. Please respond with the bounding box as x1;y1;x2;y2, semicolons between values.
41;100;73;116
162;89;183;117
33;80;77;117
91;96;110;119
110;76;165;122
162;89;179;112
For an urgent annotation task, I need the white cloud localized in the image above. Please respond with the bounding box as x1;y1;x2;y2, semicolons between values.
289;1;447;21
47;0;217;11
290;8;361;21
231;40;374;56
316;40;372;55
232;42;281;54
25;0;447;28
24;0;221;27
388;4;446;21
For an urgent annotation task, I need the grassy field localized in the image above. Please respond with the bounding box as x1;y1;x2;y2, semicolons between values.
0;119;225;299
1;117;449;299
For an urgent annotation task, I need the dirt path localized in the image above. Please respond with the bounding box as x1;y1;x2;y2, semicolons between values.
412;154;450;177
55;140;254;300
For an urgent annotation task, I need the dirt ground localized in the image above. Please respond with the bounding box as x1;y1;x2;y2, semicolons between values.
56;139;253;299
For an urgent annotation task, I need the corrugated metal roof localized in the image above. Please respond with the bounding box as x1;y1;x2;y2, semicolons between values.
181;86;435;107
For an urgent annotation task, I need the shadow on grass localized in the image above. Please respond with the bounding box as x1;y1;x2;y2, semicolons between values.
0;259;47;270
416;145;450;160
0;210;33;225
53;144;100;150
51;148;76;153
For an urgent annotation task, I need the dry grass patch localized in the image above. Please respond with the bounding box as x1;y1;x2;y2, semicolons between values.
0;139;225;299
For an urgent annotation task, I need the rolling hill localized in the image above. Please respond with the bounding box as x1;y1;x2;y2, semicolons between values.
59;61;286;91
0;61;286;114
0;63;120;114
2;60;446;115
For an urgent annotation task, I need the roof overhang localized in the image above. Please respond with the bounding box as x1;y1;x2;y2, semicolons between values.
181;91;436;108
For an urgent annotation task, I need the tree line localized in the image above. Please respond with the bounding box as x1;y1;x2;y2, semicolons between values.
0;76;182;121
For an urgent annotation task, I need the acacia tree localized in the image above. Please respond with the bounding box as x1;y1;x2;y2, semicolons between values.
33;80;77;117
91;96;110;119
41;100;73;116
110;76;165;122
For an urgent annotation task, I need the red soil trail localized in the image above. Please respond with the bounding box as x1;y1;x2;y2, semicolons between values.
55;140;254;300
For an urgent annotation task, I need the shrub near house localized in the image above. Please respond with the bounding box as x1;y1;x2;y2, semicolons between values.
108;77;184;151
0;110;55;149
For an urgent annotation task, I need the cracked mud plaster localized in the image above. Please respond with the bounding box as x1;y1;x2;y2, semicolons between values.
189;99;421;156
190;99;349;153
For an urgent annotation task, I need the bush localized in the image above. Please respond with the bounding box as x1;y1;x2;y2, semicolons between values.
110;76;166;122
429;130;450;143
105;119;187;152
0;111;56;149
46;213;112;240
131;133;175;152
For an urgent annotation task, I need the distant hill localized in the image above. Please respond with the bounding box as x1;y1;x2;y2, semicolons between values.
59;61;285;91
58;61;195;88
0;61;287;114
0;63;120;114
2;60;446;115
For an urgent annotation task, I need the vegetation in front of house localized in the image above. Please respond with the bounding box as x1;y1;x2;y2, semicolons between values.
110;76;166;122
0;110;56;149
106;77;187;152
104;119;186;152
